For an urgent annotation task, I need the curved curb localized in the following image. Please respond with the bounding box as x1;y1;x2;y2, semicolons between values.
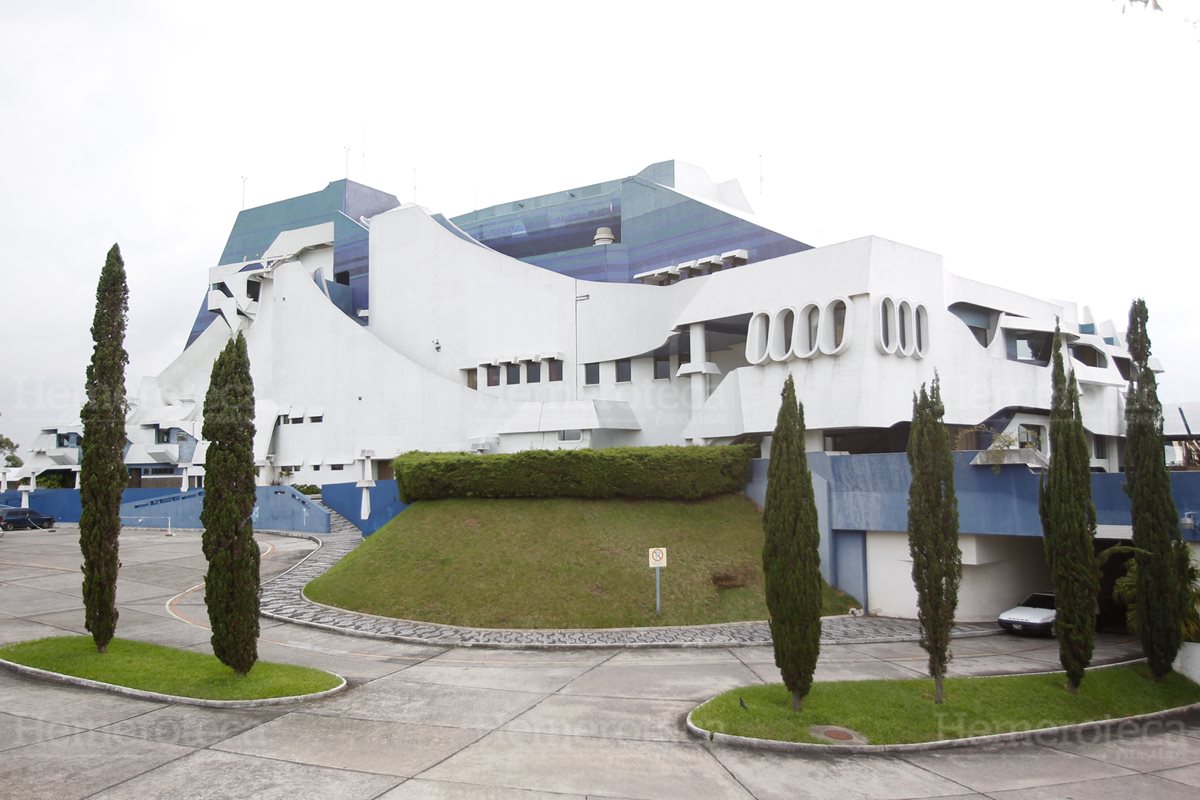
0;656;348;708
256;530;1000;649
686;667;1200;754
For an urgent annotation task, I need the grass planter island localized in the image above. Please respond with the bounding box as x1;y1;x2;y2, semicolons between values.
0;636;344;703
690;665;1200;747
305;495;858;629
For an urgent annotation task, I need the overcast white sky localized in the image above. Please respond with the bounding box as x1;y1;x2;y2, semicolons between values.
2;0;1197;451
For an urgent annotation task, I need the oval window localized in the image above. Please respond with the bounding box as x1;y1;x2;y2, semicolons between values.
746;311;771;364
769;308;796;362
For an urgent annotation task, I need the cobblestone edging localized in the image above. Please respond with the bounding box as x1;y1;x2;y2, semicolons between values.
258;511;1000;649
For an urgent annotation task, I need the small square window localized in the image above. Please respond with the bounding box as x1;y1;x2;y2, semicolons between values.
1018;424;1044;451
548;358;563;382
506;363;521;385
584;362;600;385
653;351;671;380
615;358;632;383
486;365;500;386
527;361;541;383
558;429;583;442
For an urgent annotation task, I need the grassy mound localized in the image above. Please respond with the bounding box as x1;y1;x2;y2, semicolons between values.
305;495;858;628
692;665;1200;745
0;636;342;701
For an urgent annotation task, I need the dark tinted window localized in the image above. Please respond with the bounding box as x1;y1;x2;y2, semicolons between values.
584;363;600;385
615;358;632;383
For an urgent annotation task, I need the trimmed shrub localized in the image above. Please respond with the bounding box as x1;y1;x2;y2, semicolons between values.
291;484;321;496
394;445;758;503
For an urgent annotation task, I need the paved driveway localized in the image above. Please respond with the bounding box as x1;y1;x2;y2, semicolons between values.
1;527;1197;800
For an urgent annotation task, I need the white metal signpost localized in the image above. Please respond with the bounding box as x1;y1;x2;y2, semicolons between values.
648;548;667;615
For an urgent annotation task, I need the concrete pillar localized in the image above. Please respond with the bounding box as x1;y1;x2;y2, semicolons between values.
688;323;709;446
19;484;31;508
1;470;7;493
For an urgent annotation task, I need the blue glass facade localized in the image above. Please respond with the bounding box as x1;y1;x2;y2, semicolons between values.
184;180;399;348
450;161;812;283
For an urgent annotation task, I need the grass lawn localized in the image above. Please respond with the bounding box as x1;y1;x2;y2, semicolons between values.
691;665;1200;745
306;495;858;628
0;636;342;701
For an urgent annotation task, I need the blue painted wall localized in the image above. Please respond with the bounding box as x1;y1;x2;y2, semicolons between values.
0;487;182;522
320;480;408;536
3;486;330;534
120;486;330;534
825;452;1200;539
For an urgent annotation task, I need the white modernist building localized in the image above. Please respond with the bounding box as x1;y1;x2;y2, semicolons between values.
19;161;1198;620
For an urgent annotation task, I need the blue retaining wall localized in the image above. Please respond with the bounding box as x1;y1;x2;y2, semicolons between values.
5;486;331;534
0;487;181;522
320;480;407;536
120;486;330;534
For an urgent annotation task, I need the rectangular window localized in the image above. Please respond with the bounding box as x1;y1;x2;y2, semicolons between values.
279;415;289;426
290;416;304;425
678;333;691;366
465;368;478;390
506;362;521;385
558;429;583;442
1018;424;1044;451
653;350;671;380
310;416;323;423
547;358;563;382
615;358;632;383
1093;436;1108;460
526;361;541;383
486;365;500;386
155;428;170;444
312;465;321;471
331;464;345;471
246;280;261;302
584;362;600;385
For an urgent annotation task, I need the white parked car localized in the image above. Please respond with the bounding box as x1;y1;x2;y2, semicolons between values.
997;592;1056;637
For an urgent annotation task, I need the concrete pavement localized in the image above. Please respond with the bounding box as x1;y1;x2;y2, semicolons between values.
2;526;1197;800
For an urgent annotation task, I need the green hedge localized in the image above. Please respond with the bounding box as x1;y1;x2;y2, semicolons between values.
394;445;758;503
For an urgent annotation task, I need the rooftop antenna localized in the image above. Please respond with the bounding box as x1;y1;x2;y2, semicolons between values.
241;176;247;209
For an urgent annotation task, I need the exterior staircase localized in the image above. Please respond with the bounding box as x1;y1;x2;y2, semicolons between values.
310;496;362;536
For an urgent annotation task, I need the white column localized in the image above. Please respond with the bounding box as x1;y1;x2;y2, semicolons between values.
689;323;708;446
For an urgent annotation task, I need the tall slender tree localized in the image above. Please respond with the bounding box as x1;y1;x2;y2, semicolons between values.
200;332;260;675
907;375;961;704
762;374;822;711
79;244;129;653
1038;325;1098;692
1124;298;1184;679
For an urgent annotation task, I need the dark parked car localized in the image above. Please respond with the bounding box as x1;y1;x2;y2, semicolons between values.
0;507;56;531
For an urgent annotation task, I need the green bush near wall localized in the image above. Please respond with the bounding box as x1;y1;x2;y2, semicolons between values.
394;445;758;503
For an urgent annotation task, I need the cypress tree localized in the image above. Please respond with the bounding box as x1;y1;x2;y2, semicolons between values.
1124;298;1184;679
200;332;260;675
762;374;822;711
907;375;961;704
79;244;129;653
1038;325;1098;692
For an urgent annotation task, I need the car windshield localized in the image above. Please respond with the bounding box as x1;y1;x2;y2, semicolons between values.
1020;593;1055;610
